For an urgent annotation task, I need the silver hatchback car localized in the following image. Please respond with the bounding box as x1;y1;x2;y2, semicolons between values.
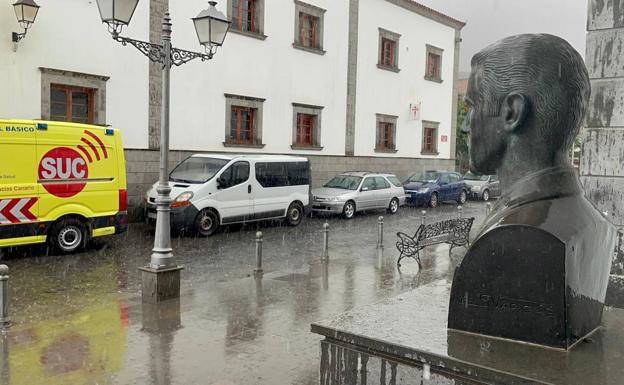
464;173;501;201
311;172;407;219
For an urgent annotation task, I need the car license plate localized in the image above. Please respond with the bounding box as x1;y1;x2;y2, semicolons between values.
148;211;157;219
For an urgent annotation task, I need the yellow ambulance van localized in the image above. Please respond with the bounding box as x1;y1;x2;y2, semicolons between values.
0;119;128;253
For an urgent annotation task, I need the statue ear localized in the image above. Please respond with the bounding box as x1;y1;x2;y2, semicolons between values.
502;92;527;133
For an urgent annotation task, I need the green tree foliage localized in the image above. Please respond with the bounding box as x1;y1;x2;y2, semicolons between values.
456;98;469;173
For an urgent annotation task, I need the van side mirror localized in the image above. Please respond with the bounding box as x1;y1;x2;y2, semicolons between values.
217;177;226;189
361;187;369;192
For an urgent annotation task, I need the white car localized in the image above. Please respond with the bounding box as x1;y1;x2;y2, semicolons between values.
146;154;310;235
311;172;406;219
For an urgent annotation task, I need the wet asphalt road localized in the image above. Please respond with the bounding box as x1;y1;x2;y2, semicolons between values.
0;201;490;385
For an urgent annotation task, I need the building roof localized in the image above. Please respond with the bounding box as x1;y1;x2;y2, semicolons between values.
386;0;466;30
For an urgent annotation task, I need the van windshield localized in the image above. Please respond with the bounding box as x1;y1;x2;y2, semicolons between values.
324;175;362;190
169;157;229;184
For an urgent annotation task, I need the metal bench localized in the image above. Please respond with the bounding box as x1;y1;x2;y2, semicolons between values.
396;217;475;268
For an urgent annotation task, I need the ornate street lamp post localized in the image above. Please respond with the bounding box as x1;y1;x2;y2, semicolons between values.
11;0;40;49
95;0;230;302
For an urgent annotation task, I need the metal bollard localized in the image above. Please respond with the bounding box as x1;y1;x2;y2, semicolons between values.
254;232;263;277
0;327;8;385
421;210;427;225
377;216;384;248
322;260;329;290
457;205;463;219
0;265;9;327
485;202;492;216
322;222;329;261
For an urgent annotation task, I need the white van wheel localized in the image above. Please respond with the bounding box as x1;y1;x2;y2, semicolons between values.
50;218;86;254
195;209;219;237
286;202;303;226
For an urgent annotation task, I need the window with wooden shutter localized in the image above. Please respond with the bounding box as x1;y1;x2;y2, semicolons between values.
50;84;95;124
296;113;316;146
381;38;396;67
291;103;323;149
375;114;398;152
427;53;441;79
421;122;439;154
230;106;256;144
377;28;400;71
299;12;319;48
293;2;325;54
377;122;395;150
232;0;259;33
425;45;443;82
224;94;265;148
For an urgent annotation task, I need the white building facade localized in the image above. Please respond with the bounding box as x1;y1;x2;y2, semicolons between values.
0;0;464;211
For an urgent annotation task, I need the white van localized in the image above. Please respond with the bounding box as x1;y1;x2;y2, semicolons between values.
145;154;310;235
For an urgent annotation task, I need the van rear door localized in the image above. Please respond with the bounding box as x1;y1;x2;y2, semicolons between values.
0;121;40;244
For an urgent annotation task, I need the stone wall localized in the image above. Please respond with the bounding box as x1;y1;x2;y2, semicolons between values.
124;149;455;219
585;0;624;277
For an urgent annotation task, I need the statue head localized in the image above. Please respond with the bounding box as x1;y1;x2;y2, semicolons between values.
463;34;590;175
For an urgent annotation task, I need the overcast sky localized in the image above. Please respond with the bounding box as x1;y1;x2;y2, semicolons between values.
416;0;588;74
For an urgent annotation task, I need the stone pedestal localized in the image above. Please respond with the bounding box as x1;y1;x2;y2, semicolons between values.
448;222;614;349
312;280;624;385
139;266;183;303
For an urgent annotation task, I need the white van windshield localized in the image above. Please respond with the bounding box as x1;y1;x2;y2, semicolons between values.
170;157;229;184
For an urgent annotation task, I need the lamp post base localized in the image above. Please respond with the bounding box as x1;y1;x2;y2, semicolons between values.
139;265;184;303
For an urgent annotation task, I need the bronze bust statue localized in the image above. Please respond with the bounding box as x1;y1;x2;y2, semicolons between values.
448;34;618;349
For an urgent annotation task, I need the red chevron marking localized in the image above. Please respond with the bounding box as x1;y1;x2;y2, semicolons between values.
21;198;37;221
0;198;39;224
1;199;19;223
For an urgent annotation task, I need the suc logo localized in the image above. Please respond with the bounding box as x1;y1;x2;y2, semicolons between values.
38;147;88;198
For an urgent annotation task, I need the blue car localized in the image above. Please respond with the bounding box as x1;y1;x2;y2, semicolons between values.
403;170;468;208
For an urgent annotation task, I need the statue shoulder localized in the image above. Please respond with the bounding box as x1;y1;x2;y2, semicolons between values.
470;224;565;257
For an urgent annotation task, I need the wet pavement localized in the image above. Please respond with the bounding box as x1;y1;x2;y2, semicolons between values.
0;201;489;385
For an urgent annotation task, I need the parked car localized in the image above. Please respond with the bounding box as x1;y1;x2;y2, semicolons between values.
146;155;310;236
403;170;467;208
311;172;406;219
464;173;500;201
